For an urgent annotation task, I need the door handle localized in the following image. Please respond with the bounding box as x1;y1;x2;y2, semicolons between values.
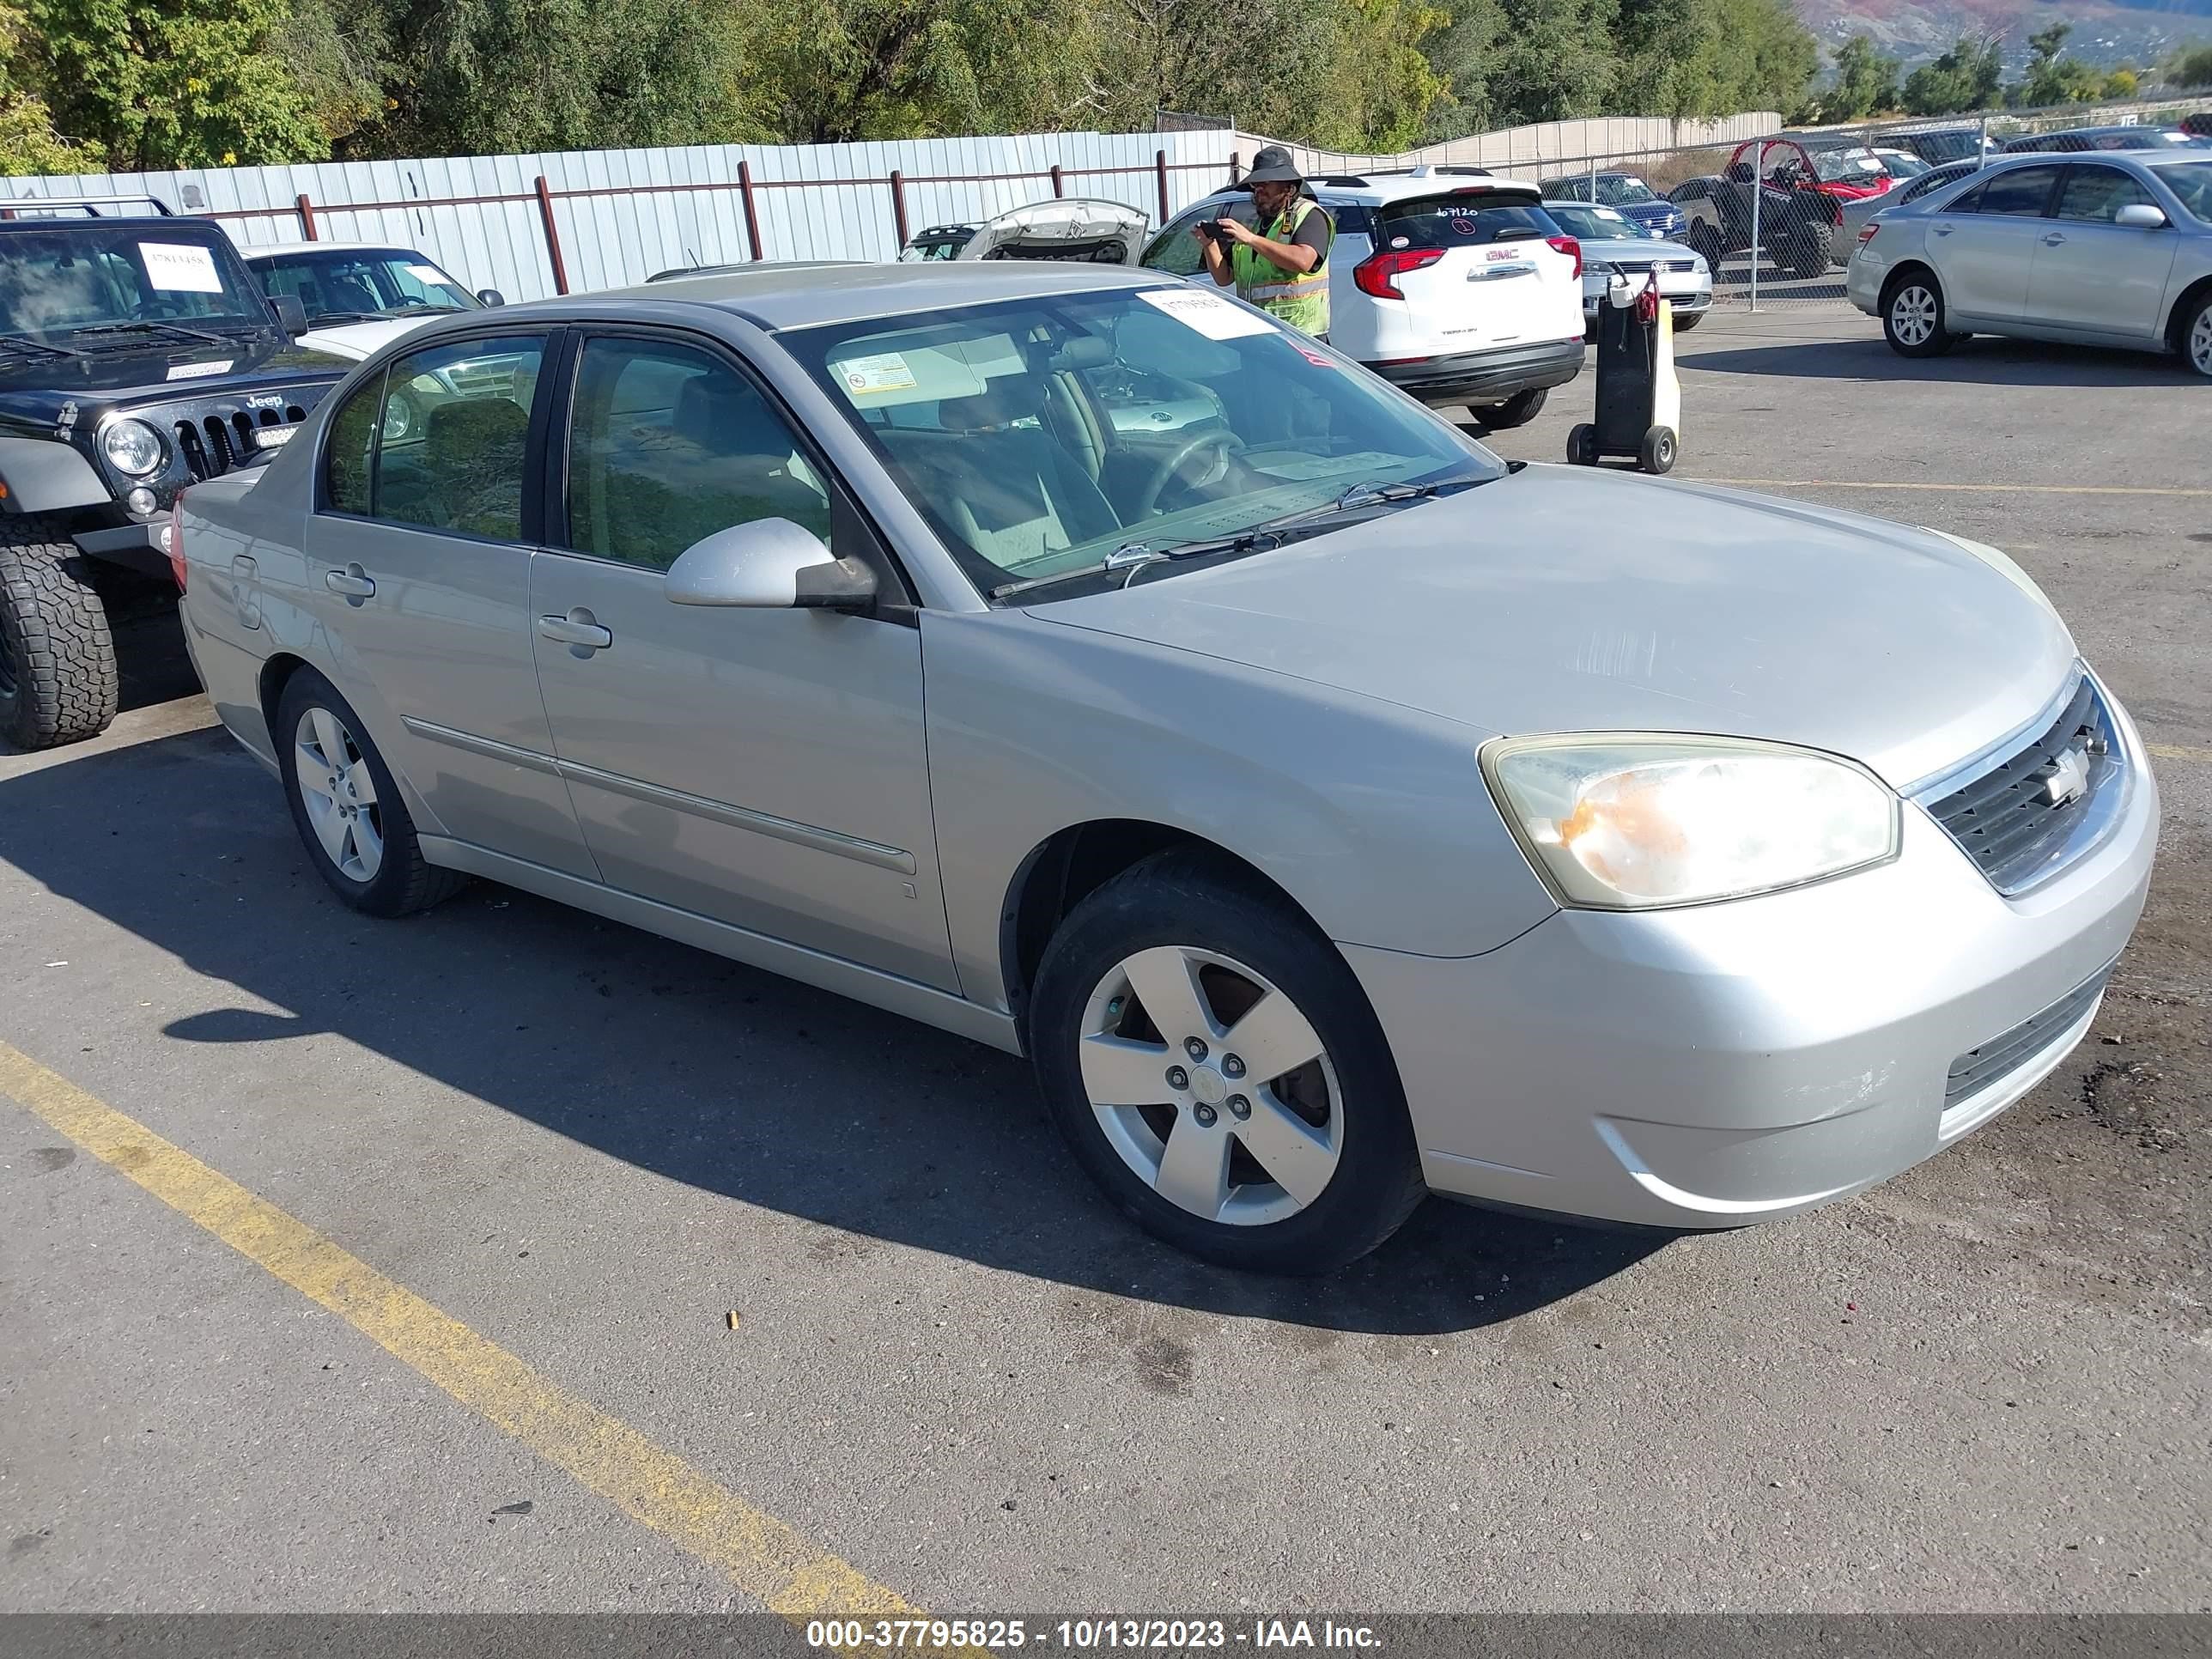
1932;224;1954;236
538;608;613;654
2042;232;2066;246
325;564;374;601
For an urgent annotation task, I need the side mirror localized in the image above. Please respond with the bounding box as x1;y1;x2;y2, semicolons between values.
2114;204;2167;230
270;293;308;336
477;288;506;307
665;519;877;611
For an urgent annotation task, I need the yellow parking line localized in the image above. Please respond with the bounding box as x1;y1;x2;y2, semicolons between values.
2149;743;2212;764
1696;478;2212;498
0;1040;971;1651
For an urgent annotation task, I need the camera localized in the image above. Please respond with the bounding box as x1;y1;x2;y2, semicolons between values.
1197;219;1237;246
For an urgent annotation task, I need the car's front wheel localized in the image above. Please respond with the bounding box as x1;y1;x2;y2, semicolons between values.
1030;850;1425;1274
2181;291;2212;379
276;666;465;917
0;521;118;750
1882;270;1955;357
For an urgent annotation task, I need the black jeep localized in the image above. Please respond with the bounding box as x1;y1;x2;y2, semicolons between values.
0;198;351;749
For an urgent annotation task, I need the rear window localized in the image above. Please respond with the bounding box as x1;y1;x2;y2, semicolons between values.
1325;203;1373;236
1372;198;1559;250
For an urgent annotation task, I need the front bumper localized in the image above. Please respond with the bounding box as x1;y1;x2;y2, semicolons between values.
1364;337;1585;406
73;518;173;579
1344;682;2159;1230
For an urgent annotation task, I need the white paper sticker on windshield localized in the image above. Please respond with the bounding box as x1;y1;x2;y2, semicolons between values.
836;351;918;397
166;359;234;381
1135;287;1275;341
405;264;450;287
139;242;225;294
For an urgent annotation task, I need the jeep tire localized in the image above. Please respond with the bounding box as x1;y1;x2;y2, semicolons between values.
0;520;119;750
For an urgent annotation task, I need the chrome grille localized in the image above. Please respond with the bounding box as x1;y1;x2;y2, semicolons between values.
1919;676;2121;894
1945;964;2112;1106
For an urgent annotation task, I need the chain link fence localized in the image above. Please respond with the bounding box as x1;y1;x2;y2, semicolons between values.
1474;94;2212;317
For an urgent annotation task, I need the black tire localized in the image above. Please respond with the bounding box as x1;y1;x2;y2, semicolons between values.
2179;291;2212;380
0;520;118;750
1672;309;1704;332
1686;223;1724;268
276;666;466;917
1784;234;1826;281
1881;269;1955;358
1566;422;1599;466
1030;848;1425;1274
1639;424;1678;475
1476;386;1547;429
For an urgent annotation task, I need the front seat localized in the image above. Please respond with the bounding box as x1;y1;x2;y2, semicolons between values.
672;373;832;543
921;378;1120;567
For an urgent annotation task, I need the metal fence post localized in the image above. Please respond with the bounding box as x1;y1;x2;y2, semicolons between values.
1156;149;1171;224
295;193;318;240
1748;141;1763;314
533;174;570;295
889;169;910;251
738;160;763;260
1589;153;1596;205
1049;163;1064;198
1230;151;1243;185
1977;113;1989;168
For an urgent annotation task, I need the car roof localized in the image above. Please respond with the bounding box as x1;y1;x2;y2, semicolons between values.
242;240;434;259
1201;172;1539;207
503;259;1179;331
0;212;215;234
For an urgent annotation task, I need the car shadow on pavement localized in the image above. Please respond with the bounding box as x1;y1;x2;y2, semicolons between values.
0;726;1668;1337
1680;334;2204;388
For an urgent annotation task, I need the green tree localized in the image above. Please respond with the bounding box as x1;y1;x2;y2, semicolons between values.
2161;41;2212;89
26;0;327;168
2101;66;2137;100
1900;33;2002;116
2;0;103;173
2011;21;2102;107
1820;31;1899;121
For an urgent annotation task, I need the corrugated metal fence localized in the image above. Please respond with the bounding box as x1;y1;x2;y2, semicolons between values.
1;130;1243;301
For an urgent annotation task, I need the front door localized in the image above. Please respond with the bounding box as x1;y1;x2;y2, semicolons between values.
528;330;957;991
304;328;598;878
2025;164;2179;340
1929;164;2059;320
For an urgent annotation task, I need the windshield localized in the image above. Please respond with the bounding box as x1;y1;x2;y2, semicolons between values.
901;234;970;262
2163;162;2212;221
1911;131;1981;164
1811;149;1885;182
252;248;478;324
1876;152;1930;179
1594;177;1658;206
1544;203;1645;240
0;227;269;340
784;286;1500;600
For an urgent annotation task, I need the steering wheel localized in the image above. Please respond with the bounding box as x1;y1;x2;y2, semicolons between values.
1133;429;1244;519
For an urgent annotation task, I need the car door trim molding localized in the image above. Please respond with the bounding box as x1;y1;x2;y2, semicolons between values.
400;716;564;776
554;756;919;875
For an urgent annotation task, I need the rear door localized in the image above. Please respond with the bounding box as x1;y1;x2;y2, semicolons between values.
1352;192;1580;364
1926;164;2059;320
2025;163;2178;339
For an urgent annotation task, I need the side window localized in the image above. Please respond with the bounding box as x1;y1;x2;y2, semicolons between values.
369;334;545;541
1143;205;1241;276
565;337;831;572
2056;166;2153;223
1328;203;1373;237
1972;167;2058;216
1944;184;1985;214
324;369;384;514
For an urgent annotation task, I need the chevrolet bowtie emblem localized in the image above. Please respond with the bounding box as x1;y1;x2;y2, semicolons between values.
2043;745;2092;807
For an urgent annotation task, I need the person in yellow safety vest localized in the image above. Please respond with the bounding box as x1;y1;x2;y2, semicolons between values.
1194;145;1333;339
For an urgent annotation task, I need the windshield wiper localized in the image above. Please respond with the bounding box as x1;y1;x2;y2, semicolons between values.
990;531;1280;601
68;319;234;348
0;333;83;360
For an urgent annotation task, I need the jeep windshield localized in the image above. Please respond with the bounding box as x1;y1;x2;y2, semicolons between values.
0;227;270;343
248;247;481;325
787;285;1502;603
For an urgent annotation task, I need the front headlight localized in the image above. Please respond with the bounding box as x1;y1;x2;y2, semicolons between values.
101;417;165;477
1928;529;2063;623
1481;735;1899;910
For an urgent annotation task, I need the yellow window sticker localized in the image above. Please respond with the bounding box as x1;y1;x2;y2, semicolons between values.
838;352;920;397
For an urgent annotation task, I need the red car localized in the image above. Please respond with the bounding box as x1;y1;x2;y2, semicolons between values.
1726;138;1893;204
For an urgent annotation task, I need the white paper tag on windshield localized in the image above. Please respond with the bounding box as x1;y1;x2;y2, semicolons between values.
166;359;234;381
1136;287;1275;341
139;242;225;294
836;352;918;396
405;264;449;287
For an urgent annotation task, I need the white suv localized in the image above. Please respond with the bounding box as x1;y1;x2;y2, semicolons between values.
1141;168;1587;426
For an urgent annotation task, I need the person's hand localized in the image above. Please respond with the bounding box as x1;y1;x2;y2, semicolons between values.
1213;217;1255;246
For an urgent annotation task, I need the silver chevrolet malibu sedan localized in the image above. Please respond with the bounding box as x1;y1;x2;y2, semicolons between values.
173;263;2157;1273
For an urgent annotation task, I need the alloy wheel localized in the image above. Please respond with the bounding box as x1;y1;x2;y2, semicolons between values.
2191;307;2212;377
1077;945;1343;1226
1890;285;1937;347
294;705;385;884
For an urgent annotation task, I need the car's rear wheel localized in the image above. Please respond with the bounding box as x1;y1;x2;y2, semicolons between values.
1475;387;1547;429
1882;270;1954;357
276;666;465;917
1673;309;1704;331
1030;850;1425;1274
0;520;118;751
2181;292;2212;379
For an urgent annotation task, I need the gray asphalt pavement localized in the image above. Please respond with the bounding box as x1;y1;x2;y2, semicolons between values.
3;307;2207;1617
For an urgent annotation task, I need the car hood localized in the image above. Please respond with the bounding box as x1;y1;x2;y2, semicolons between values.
1034;465;2076;790
1579;238;1701;264
0;330;349;425
296;317;439;360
